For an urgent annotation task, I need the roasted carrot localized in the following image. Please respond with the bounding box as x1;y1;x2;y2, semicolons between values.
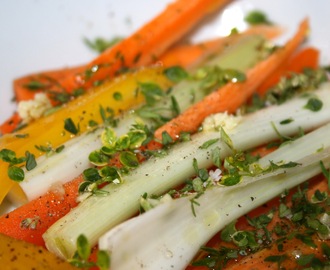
0;176;82;247
257;46;319;95
10;0;233;100
0;21;307;246
5;24;281;137
226;176;329;270
186;175;329;270
13;66;85;104
12;24;281;107
154;18;309;140
0;67;173;206
0;112;21;135
52;0;233;93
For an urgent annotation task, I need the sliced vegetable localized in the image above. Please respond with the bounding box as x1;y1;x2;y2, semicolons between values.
56;0;233;92
99;123;330;270
43;86;330;259
0;67;172;204
154;18;309;140
257;46;320;95
0;34;267;246
18;34;266;202
0;177;81;246
0;233;76;270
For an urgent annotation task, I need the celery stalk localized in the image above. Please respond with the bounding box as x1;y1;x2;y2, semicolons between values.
43;86;330;259
20;35;265;201
99;123;330;270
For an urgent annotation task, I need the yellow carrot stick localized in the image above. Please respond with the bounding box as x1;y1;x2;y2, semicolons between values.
154;18;309;140
0;67;172;204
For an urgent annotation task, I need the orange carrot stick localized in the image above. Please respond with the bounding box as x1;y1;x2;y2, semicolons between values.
154;18;310;140
257;46;319;95
186;175;328;270
5;25;279;137
0;112;21;135
13;66;85;103
0;176;82;247
57;0;232;93
12;24;281;107
226;176;329;270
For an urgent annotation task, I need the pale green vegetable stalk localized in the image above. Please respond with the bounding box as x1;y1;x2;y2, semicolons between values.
20;35;264;201
43;86;330;259
99;123;330;270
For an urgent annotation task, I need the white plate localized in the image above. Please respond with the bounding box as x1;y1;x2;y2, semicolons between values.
0;0;329;124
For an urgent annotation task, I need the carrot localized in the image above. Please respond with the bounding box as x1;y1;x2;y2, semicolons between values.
0;176;83;247
13;66;85;104
186;175;329;270
257;46;319;95
154;18;310;141
226;176;329;270
0;112;21;135
5;24;281;137
12;23;281;107
53;0;233;93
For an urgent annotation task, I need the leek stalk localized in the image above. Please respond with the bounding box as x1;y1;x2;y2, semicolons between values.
99;123;330;270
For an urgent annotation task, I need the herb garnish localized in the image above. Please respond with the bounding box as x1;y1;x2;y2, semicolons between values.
245;10;272;25
64;118;80;135
69;234;110;270
0;148;38;181
304;97;323;112
192;183;330;269
163;66;188;82
84;36;122;53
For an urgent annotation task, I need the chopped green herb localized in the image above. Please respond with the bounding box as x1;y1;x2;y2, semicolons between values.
84;36;122;53
23;80;48;90
64;118;79;135
113;92;122;101
72;88;85;97
99;105;118;127
89;150;109;166
69;234;110;270
161;131;173;146
119;151;139;168
320;161;330;189
211;147;221;168
25;151;37;171
88;119;99;128
264;255;288;265
170;96;180;117
199;138;219;149
15;133;29;138
163;66;188;82
55;145;65;153
220;127;234;150
280;118;294;125
139;82;165;106
8;166;25;182
304;97;323;112
245;10;271;25
83;168;102;183
296;254;315;266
